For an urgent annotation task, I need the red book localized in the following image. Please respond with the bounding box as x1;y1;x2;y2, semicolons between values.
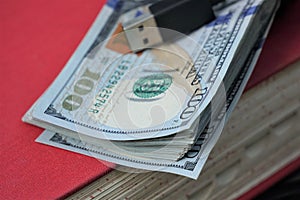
1;1;110;199
1;0;299;199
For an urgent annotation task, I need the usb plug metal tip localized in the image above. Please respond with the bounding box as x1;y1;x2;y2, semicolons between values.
123;12;163;52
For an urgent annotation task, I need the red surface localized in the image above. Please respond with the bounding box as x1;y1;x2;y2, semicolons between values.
1;1;111;199
246;0;300;89
1;0;300;199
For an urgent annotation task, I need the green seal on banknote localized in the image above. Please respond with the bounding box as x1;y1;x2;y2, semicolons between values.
133;74;172;99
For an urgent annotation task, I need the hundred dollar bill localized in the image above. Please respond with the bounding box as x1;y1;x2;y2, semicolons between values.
23;0;278;141
36;44;261;178
36;13;277;178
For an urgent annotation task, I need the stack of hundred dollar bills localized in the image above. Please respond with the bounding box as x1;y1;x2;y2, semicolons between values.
23;0;280;179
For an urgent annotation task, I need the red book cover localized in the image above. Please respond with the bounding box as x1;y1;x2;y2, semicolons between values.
1;1;111;199
1;0;299;199
246;0;300;89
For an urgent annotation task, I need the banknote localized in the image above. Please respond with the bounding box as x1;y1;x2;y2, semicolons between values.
23;0;278;141
36;16;276;178
24;0;279;178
